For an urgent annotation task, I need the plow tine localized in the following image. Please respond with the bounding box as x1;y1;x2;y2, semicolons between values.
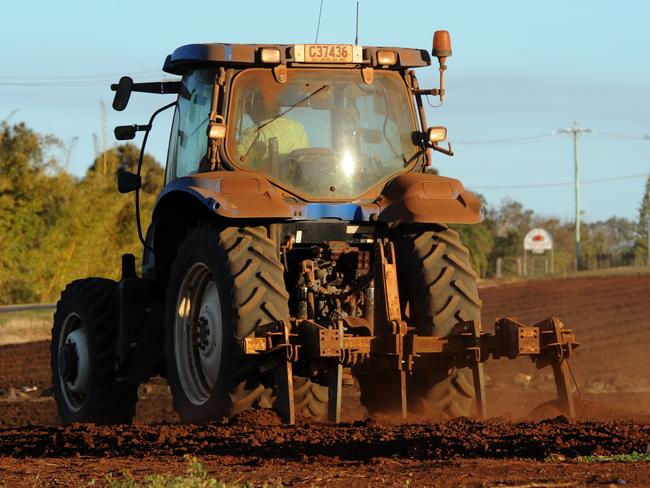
275;360;296;424
536;317;579;419
327;363;343;423
400;370;408;420
327;321;345;423
552;359;576;419
471;361;487;419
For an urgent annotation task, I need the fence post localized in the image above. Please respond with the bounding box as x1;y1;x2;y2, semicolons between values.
496;257;502;279
551;250;555;273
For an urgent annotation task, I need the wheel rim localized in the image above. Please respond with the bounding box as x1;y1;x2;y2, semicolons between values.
57;312;90;412
174;262;224;406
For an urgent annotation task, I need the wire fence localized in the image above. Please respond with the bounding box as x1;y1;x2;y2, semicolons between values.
0;304;56;314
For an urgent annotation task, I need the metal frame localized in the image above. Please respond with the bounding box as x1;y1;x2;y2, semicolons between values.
243;242;579;424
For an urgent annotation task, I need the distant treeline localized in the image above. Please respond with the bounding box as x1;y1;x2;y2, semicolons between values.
1;120;648;304
454;195;649;278
0;120;161;304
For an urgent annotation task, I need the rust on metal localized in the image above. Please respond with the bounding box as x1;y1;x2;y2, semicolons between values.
376;172;484;224
377;241;402;322
243;337;267;354
318;328;341;358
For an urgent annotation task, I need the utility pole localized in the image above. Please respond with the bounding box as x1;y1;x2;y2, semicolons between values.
559;123;591;271
646;176;650;266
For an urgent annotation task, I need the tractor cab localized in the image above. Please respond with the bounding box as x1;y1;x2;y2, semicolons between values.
113;35;457;204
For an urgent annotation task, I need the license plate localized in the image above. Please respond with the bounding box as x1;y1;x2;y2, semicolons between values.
294;44;360;63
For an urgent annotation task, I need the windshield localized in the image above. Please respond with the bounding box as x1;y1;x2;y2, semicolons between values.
226;68;420;199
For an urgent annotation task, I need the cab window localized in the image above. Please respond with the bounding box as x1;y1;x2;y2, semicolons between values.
226;68;419;200
167;69;214;179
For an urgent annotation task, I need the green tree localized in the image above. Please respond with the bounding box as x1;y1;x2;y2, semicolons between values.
0;121;70;303
0;120;164;304
451;193;495;277
453;222;495;277
33;143;163;301
634;177;650;264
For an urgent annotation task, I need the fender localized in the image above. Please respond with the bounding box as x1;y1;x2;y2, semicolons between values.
153;171;482;225
154;171;295;220
375;172;483;224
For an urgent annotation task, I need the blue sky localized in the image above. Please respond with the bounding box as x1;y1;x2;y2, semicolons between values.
2;0;649;221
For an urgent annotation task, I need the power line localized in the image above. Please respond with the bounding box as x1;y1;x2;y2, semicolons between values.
0;70;161;81
454;131;650;145
453;133;557;145
0;79;170;88
0;69;177;88
591;131;650;141
470;172;648;190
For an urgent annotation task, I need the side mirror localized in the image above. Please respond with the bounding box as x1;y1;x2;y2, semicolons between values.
114;125;137;141
112;76;134;111
117;167;141;193
427;126;447;143
207;123;227;140
114;124;150;141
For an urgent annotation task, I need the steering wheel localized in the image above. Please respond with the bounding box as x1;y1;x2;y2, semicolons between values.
285;147;340;192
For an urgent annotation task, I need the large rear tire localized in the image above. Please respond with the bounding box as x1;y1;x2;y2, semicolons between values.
164;223;326;422
396;227;481;418
51;278;138;424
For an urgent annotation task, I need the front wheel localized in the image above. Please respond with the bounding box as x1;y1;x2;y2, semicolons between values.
51;278;138;424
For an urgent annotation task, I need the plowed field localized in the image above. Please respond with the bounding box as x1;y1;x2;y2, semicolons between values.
1;274;649;486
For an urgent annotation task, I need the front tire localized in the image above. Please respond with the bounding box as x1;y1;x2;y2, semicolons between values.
51;278;138;424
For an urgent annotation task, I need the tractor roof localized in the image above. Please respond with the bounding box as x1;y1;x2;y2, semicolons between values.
162;43;431;75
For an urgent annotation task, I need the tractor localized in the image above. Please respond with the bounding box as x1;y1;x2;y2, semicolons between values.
51;31;578;424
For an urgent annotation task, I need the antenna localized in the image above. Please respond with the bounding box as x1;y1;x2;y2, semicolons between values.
315;0;324;43
354;1;359;45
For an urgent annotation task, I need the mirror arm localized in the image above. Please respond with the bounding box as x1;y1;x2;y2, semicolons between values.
412;88;441;97
127;124;152;133
408;71;433;171
431;142;454;157
110;81;181;95
131;101;177;255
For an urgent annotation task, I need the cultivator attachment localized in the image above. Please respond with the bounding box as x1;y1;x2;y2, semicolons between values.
244;241;579;424
244;315;579;424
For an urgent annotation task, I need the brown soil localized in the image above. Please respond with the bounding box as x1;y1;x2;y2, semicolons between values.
1;274;649;486
480;275;650;421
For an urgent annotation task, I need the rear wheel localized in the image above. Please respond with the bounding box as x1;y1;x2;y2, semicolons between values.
165;223;327;422
395;227;481;418
51;278;138;424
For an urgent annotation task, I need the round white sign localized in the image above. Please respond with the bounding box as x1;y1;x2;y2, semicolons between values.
524;228;553;254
